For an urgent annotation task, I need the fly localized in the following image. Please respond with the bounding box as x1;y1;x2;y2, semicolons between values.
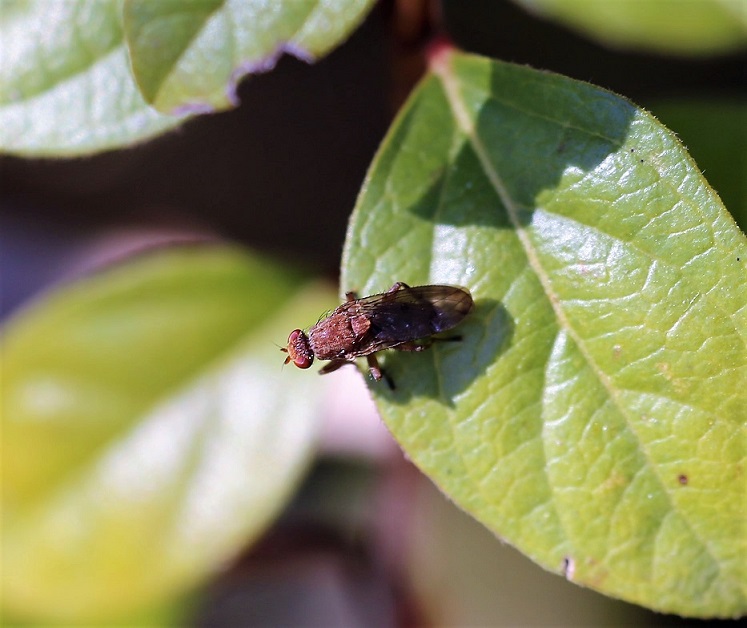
281;282;474;388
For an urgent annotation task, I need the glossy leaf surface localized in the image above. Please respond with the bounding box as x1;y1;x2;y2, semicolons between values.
2;247;329;622
342;49;747;617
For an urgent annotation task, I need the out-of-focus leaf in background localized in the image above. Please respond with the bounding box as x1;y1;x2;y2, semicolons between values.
0;0;376;155
342;49;747;617
0;0;184;156
513;0;747;55
123;0;377;113
2;246;332;624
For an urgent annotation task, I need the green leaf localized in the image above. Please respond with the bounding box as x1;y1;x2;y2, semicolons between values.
341;50;747;617
513;0;747;56
0;0;185;156
1;247;331;623
651;99;747;231
123;0;376;113
0;0;375;154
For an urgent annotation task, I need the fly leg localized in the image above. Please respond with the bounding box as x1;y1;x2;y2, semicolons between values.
318;359;352;375
393;340;430;352
381;281;411;302
386;281;411;294
393;336;463;352
319;357;395;390
366;353;395;390
347;282;410;304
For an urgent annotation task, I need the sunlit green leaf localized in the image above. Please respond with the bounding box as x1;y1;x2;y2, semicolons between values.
123;0;376;113
342;49;747;617
1;246;331;623
513;0;747;55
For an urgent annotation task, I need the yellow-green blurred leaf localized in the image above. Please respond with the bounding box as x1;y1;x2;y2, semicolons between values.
2;246;331;623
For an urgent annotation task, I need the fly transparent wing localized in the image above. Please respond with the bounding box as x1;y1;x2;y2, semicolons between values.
350;285;473;353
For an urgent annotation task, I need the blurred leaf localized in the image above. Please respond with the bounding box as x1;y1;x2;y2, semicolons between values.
0;0;185;156
513;0;747;55
3;593;193;628
341;50;747;617
651;99;747;231
1;246;332;623
0;0;375;155
123;0;377;113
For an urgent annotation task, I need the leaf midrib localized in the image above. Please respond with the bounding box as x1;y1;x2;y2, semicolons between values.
431;52;724;575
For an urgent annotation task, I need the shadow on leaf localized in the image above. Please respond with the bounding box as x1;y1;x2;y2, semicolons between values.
372;298;511;405
409;68;634;230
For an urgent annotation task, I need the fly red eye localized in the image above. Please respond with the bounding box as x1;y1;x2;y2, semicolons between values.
286;329;314;369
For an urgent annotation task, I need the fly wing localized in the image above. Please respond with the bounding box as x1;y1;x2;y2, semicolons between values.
351;285;473;354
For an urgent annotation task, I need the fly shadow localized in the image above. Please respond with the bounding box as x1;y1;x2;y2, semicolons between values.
366;65;637;402
372;297;511;405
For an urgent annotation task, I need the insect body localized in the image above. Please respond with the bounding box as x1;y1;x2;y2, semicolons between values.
282;282;473;388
